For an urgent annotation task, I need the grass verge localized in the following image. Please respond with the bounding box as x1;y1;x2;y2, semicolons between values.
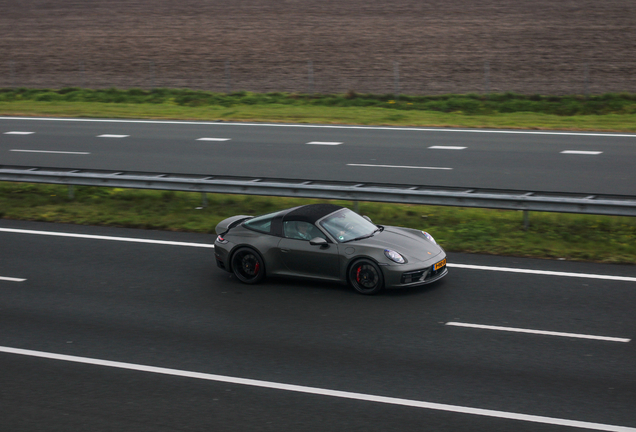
1;88;636;131
2;182;635;264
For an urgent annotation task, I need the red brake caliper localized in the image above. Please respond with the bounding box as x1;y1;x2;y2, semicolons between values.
356;266;362;282
254;262;260;275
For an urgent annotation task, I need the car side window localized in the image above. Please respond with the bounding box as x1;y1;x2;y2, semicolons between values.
244;212;280;234
283;221;326;241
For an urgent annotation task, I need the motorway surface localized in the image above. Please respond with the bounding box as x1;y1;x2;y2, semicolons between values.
2;116;636;195
1;219;635;432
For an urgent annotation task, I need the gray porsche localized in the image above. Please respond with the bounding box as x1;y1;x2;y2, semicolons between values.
214;204;447;294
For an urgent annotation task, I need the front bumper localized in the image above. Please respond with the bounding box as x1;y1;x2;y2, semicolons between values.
382;257;448;289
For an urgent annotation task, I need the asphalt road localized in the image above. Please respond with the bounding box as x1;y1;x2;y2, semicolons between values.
2;117;636;195
1;219;635;432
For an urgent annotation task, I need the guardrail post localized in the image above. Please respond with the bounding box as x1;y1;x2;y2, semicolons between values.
68;185;75;200
523;210;529;230
353;200;360;214
201;192;208;208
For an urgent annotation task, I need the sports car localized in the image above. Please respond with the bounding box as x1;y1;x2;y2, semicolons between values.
214;204;447;294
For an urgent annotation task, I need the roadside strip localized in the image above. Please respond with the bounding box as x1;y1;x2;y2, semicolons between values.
1;227;634;282
1;345;634;432
2;117;636;138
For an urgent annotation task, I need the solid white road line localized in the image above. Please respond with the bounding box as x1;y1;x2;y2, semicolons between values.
0;346;634;432
306;141;343;145
97;134;129;138
9;149;90;155
3;117;636;138
0;228;214;248
348;163;453;170
428;146;466;150
4;131;35;135
0;276;26;282
447;263;636;282
2;228;633;283
196;137;231;141
561;150;603;155
446;322;631;343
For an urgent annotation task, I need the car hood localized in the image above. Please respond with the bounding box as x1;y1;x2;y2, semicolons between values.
354;226;443;263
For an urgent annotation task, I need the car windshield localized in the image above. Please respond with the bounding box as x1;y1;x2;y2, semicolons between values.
319;208;378;242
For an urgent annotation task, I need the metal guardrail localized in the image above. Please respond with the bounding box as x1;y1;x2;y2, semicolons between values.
1;165;636;217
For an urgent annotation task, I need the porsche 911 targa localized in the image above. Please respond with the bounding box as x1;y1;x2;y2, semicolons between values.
214;204;447;294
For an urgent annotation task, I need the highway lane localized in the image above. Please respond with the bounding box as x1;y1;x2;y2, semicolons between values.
1;219;635;431
2;117;636;195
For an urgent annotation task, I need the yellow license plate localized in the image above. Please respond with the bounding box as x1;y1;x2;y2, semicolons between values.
434;258;446;271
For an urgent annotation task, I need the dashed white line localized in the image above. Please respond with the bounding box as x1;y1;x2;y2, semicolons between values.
348;163;452;170
196;137;231;141
3;117;636;138
97;134;129;138
561;150;603;155
0;346;634;432
4;131;34;135
446;322;631;343
9;149;90;155
447;263;636;282
306;141;343;145
0;276;26;282
428;146;466;150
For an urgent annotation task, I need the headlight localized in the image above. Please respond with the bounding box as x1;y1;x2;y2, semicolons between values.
421;231;437;244
384;249;406;264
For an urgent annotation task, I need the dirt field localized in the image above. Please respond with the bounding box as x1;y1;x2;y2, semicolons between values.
1;0;635;95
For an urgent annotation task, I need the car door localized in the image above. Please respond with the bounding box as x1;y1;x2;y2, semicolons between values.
278;221;340;280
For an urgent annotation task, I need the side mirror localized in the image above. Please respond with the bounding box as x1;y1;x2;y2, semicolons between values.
362;215;372;223
309;237;328;246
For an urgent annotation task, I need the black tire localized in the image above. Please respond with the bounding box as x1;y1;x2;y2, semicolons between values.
349;259;384;295
231;247;265;284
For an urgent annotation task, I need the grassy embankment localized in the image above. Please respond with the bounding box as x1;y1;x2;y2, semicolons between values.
1;88;636;131
1;88;635;263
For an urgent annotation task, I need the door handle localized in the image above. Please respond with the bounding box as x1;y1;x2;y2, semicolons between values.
281;249;290;253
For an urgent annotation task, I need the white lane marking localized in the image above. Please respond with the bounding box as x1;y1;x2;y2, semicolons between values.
1;228;634;283
447;263;636;282
97;134;129;138
9;149;90;155
196;137;231;141
4;131;35;135
0;276;26;282
428;146;466;150
0;228;214;248
1;346;634;432
2;117;636;138
306;141;343;145
348;163;452;170
561;150;603;155
446;322;630;343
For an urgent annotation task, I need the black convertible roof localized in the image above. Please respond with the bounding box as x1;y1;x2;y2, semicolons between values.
282;204;344;224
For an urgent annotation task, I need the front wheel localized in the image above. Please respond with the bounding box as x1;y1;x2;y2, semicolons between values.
349;259;384;295
231;247;265;284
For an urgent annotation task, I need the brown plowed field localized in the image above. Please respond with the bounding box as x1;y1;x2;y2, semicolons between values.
1;0;635;95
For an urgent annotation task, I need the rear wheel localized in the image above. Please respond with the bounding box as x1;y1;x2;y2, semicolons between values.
231;247;265;284
349;259;384;295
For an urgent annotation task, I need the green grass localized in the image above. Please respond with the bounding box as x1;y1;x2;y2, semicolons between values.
1;88;636;131
2;182;635;264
